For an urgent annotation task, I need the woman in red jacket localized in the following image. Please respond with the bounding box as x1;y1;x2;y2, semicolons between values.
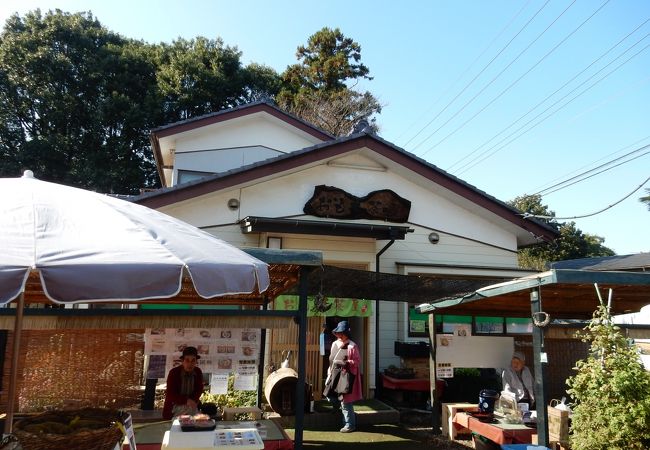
327;321;362;433
163;346;204;420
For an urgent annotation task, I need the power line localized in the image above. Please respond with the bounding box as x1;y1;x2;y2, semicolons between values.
420;0;611;159
532;134;650;193
397;0;533;144
538;147;650;196
523;174;650;220
535;142;650;195
453;41;650;175
446;17;650;172
405;0;553;151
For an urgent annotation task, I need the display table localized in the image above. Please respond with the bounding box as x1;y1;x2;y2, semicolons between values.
452;411;536;445
442;403;477;440
126;419;293;450
162;419;263;450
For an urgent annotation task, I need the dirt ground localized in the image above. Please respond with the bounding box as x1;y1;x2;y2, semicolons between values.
288;408;474;450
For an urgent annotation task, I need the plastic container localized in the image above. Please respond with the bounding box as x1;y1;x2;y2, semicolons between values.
500;445;552;450
478;389;500;413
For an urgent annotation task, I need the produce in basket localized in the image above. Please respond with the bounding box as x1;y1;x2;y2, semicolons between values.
14;408;126;450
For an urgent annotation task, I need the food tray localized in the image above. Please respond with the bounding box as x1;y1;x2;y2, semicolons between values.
180;419;216;432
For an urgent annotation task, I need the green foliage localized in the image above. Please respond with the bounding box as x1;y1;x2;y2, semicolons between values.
277;27;381;136
566;302;650;450
282;27;371;92
200;375;256;409
0;10;281;193
0;9;161;193
154;37;280;123
508;195;615;270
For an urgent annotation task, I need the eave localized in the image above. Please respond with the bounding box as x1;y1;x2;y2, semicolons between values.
240;216;414;240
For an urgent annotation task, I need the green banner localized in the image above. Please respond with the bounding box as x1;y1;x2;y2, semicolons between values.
274;295;373;317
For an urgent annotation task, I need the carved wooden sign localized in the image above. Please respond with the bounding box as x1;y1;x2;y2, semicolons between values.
303;185;411;223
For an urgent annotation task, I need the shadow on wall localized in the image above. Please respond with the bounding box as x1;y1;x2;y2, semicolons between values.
441;368;501;403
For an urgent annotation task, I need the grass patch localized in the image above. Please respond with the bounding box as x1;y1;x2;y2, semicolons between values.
314;398;393;413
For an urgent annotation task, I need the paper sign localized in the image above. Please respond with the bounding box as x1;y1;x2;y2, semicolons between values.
210;373;229;394
436;362;454;378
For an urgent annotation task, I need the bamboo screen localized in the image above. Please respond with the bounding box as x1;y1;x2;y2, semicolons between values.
266;316;324;399
1;330;145;413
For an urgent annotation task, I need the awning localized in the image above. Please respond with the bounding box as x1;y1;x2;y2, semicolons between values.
240;216;413;240
416;269;650;320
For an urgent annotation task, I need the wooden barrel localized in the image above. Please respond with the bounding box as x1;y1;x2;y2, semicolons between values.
264;368;306;416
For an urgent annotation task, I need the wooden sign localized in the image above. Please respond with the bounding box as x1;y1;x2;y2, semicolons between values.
303;185;411;222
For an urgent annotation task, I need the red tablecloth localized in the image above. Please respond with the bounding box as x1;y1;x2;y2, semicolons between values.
381;374;445;396
381;374;430;391
124;440;292;450
123;418;293;450
452;412;536;445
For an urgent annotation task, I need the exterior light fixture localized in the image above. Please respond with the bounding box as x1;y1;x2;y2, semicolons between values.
428;232;440;244
227;198;240;210
267;237;282;249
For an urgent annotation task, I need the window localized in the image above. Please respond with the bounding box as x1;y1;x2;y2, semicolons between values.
475;316;504;334
506;317;533;334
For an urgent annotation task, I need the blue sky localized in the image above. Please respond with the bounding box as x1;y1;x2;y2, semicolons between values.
2;0;649;254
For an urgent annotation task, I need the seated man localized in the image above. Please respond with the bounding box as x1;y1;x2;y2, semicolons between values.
163;346;204;419
501;351;535;408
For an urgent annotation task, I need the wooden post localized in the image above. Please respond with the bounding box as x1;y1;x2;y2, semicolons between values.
293;266;309;450
531;288;549;447
428;313;441;434
4;292;25;434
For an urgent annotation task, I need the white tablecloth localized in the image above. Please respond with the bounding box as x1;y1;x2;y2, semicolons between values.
161;420;263;450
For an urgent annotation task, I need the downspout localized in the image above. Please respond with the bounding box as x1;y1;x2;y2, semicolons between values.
375;240;395;398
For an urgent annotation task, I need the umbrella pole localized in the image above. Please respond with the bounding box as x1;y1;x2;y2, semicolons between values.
4;292;25;434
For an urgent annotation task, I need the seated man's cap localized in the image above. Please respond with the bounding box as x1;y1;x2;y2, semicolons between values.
182;346;200;360
512;351;525;362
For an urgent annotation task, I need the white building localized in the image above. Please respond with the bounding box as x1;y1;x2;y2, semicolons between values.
134;101;557;395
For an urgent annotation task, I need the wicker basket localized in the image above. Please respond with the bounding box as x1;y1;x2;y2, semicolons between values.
14;407;127;450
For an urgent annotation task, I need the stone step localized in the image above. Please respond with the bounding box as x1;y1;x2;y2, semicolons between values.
267;405;400;430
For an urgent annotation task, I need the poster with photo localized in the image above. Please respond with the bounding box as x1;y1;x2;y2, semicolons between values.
219;329;234;340
241;344;257;358
147;354;167;379
197;329;212;340
217;357;233;371
240;329;259;343
196;344;211;356
216;344;237;355
197;358;214;372
145;337;168;355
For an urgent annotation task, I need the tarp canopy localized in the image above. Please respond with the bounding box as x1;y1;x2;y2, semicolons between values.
417;269;650;320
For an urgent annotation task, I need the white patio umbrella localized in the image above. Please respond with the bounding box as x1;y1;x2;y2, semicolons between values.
0;170;270;432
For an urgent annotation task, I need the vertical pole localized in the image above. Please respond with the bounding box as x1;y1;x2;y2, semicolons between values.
375;241;394;398
428;313;441;434
531;288;549;447
294;266;309;450
257;300;268;408
4;292;25;434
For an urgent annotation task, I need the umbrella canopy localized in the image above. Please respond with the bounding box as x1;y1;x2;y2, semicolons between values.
0;171;270;304
0;170;270;432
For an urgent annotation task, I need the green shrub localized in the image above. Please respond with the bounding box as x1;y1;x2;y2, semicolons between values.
566;302;650;450
200;375;257;408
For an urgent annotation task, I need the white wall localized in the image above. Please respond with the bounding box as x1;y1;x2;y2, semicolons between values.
157;149;525;386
